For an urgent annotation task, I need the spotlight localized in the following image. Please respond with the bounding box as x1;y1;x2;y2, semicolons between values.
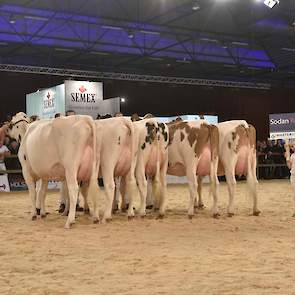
9;14;16;24
192;0;200;11
120;97;126;103
127;30;134;39
263;0;279;9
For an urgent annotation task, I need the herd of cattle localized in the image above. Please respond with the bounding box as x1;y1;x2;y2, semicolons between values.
4;112;260;229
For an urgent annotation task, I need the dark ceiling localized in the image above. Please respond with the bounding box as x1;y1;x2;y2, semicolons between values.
0;0;295;86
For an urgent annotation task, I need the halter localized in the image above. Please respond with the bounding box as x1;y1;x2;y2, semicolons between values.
9;119;30;128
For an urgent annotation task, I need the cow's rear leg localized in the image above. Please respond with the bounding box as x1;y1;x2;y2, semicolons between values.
210;160;220;218
65;176;79;229
225;169;236;217
113;177;121;213
38;179;48;218
195;176;205;209
102;172;115;223
158;165;167;218
186;165;197;219
247;163;260;216
136;167;148;217
120;177;128;212
22;168;37;220
125;173;137;220
80;183;90;214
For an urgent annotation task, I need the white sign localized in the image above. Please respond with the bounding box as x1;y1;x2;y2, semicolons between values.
42;90;56;115
65;80;103;118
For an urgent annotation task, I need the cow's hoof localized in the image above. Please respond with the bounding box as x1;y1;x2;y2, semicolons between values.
105;218;112;223
36;208;41;215
228;213;234;217
93;218;100;224
253;210;261;216
213;213;220;219
58;203;66;214
154;208;159;212
146;205;154;210
84;208;90;215
31;215;37;221
157;214;165;220
140;215;146;219
128;215;135;221
188;215;194;220
76;204;84;212
198;204;205;210
41;214;47;219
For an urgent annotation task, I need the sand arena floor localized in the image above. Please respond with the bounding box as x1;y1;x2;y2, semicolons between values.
1;179;295;295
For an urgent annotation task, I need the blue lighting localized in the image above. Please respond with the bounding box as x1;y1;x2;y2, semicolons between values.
0;4;275;69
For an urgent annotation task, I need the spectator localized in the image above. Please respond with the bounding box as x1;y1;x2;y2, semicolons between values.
8;140;19;155
101;114;112;119
65;110;76;116
131;113;140;122
114;112;123;117
0;138;11;177
284;139;295;217
54;113;62;118
96;114;101;120
30;115;39;122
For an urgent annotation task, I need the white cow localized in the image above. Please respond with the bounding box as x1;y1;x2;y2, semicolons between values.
167;120;220;218
8;114;101;228
94;117;138;222
197;120;260;216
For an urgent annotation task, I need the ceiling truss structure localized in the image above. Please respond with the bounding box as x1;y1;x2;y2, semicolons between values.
0;63;270;89
0;0;294;86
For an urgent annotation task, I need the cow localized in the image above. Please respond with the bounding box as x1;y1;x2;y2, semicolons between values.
93;117;138;222
118;118;169;218
8;114;101;228
197;120;260;217
167;120;220;218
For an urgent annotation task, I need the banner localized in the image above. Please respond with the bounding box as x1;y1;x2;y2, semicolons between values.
269;113;295;140
65;80;103;118
100;97;120;116
26;84;65;119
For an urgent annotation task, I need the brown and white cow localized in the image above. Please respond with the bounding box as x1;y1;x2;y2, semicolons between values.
167;120;219;218
8;114;101;228
197;120;260;217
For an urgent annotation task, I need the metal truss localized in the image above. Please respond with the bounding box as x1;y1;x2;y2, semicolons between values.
0;63;270;89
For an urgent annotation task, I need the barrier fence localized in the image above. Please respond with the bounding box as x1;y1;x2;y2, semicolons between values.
0;155;290;192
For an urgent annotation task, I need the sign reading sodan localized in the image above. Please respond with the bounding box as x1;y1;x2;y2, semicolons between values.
269;113;295;139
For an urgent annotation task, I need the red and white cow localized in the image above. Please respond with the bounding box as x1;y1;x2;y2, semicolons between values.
167;120;220;218
197;120;260;216
8;114;101;228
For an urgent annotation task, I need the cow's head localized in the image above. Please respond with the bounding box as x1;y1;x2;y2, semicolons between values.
8;112;30;143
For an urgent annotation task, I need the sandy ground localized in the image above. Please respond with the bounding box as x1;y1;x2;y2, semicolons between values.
1;179;295;295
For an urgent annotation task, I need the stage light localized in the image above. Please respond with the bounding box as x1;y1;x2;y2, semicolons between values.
127;30;134;39
263;0;279;9
192;0;200;10
120;97;126;103
9;14;16;24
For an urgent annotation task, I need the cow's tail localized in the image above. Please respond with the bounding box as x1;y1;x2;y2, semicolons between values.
87;118;101;220
123;118;138;216
208;124;219;200
246;124;259;214
152;122;162;210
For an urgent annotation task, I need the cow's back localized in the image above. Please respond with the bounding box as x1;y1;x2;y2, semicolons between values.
19;116;95;180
